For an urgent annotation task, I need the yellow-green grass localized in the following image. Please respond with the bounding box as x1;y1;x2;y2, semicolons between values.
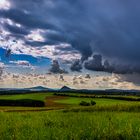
0;93;53;111
55;97;140;106
0;93;140;139
0;111;140;140
0;93;140;112
0;93;53;101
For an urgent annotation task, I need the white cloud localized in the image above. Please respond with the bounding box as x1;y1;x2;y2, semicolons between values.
40;44;81;61
0;62;4;68
0;73;139;89
0;30;81;61
0;25;81;62
0;0;11;10
9;60;31;66
26;29;45;42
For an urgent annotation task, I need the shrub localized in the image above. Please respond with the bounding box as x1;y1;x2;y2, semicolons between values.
79;100;96;106
91;100;96;106
79;101;90;106
0;99;45;107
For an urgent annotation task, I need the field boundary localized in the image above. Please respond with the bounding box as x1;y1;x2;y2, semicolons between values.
54;93;140;101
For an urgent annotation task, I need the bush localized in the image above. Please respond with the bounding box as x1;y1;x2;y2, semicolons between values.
79;101;96;106
91;100;96;105
79;101;90;106
0;99;45;107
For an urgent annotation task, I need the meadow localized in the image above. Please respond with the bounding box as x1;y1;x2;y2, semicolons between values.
0;92;140;139
0;111;140;140
0;93;53;101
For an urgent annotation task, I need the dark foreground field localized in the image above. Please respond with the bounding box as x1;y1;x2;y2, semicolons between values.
0;92;140;139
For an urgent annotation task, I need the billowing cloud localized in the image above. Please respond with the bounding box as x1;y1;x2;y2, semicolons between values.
49;60;68;74
9;60;31;66
0;0;11;10
84;54;136;74
0;72;138;90
0;62;5;77
70;59;82;72
25;29;45;42
85;54;104;71
0;0;140;74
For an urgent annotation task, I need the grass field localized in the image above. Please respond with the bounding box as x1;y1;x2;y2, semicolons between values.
55;97;140;106
0;93;53;101
0;92;140;139
0;111;140;140
0;93;53;112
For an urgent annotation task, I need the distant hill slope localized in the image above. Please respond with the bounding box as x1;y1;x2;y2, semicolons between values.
24;86;49;91
60;86;72;91
0;85;140;95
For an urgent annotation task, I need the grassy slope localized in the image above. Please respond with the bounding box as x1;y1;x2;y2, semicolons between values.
0;93;139;106
0;93;53;111
0;93;53;101
0;93;140;111
0;111;140;140
55;97;140;106
0;93;140;139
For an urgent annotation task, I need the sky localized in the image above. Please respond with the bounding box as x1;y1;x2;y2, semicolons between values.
0;0;140;89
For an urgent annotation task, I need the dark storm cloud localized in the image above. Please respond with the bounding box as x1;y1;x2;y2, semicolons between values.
103;60;114;73
25;41;49;47
0;9;55;30
84;54;133;74
84;54;104;71
4;23;29;35
0;0;140;73
45;31;66;44
119;74;140;86
49;60;68;74
70;60;82;72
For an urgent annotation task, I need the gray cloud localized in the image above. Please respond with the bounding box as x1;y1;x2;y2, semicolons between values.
0;67;3;77
0;0;140;73
49;60;68;74
84;54;104;71
84;54;137;74
70;59;82;72
4;23;29;35
119;74;140;86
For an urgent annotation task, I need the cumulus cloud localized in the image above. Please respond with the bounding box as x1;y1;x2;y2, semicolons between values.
70;59;82;72
0;62;5;77
103;60;114;73
25;29;45;42
49;60;68;74
0;0;11;10
84;54;104;71
84;54;138;74
0;0;140;74
9;60;31;66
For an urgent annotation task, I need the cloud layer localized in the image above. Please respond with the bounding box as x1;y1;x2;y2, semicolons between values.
0;0;140;74
0;72;139;90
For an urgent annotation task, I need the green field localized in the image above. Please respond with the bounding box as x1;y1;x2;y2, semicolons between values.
0;93;53;112
55;97;140;106
0;92;140;139
0;111;140;140
0;93;52;101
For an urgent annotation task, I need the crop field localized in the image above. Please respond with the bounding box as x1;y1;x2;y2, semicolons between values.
0;92;140;139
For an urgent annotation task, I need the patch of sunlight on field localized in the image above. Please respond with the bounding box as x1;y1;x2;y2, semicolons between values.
0;93;53;101
55;97;140;106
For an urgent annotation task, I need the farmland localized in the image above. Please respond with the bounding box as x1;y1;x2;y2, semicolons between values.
0;92;140;139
